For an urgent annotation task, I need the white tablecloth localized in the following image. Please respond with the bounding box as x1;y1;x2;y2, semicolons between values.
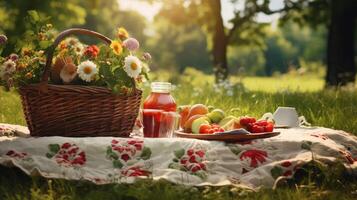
0;124;356;189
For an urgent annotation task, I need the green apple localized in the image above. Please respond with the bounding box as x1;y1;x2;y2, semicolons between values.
219;115;237;127
191;117;210;134
207;109;225;123
207;105;215;112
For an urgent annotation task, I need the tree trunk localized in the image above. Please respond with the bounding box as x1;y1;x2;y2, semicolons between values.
210;0;229;83
326;0;356;87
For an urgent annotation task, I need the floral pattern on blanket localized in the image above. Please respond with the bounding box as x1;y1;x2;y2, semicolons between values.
0;125;356;189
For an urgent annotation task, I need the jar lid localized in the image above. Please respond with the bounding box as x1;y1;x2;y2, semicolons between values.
151;82;171;93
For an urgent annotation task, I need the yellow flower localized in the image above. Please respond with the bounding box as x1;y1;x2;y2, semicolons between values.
25;72;33;79
110;40;123;55
117;27;129;40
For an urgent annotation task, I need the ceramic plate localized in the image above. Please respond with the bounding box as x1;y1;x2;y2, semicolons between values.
175;131;280;142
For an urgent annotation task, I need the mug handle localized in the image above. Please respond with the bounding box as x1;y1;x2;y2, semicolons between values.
260;112;274;121
298;116;311;126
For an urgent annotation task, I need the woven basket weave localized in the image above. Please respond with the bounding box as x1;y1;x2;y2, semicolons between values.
19;28;142;137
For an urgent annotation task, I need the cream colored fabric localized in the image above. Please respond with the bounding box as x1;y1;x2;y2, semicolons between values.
0;124;356;189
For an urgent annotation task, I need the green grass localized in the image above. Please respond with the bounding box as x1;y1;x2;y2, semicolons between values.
1;73;357;199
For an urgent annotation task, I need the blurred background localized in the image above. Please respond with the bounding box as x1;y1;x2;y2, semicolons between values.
0;0;356;89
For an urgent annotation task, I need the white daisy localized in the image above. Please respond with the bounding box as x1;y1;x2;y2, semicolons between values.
124;55;142;78
77;60;97;82
73;43;84;56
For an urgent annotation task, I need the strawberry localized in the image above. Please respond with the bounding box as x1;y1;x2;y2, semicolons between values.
199;124;211;134
264;123;274;132
255;120;268;126
240;116;257;126
251;125;264;133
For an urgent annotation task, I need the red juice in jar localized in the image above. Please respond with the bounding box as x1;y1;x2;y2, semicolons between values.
143;82;176;137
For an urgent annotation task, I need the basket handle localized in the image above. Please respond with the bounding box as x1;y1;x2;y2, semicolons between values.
41;28;112;83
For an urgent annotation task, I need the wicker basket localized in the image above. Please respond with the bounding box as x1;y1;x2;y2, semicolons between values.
19;28;142;137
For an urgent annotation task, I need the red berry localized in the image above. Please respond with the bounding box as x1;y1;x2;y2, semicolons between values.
219;128;225;132
199;124;211;134
264;123;274;132
255;120;268;126
251;125;264;133
239;117;250;126
211;124;220;128
248;117;256;124
208;129;215;134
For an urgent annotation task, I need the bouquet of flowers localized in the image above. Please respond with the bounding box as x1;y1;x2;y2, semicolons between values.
0;12;151;95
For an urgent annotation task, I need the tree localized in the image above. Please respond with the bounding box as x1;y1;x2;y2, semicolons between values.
274;0;357;86
158;0;267;82
159;0;356;86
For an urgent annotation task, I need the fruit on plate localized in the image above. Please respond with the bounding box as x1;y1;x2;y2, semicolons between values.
183;114;204;132
207;105;215;112
191;117;211;134
239;116;274;133
221;118;242;131
178;105;191;128
198;124;225;134
206;109;225;123
218;115;237;127
187;104;209;120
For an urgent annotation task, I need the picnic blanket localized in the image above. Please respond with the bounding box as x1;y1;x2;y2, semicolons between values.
0;123;356;189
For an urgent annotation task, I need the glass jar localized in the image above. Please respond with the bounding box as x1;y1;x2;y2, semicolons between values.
142;82;177;137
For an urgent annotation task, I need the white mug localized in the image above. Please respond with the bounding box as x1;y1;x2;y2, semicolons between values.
273;107;299;127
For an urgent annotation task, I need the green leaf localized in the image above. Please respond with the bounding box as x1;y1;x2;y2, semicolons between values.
46;152;54;159
28;10;40;22
228;146;241;155
174;149;185;159
113;160;123;169
106;146;113;155
194;171;207;180
301;141;312;150
39;41;51;49
140;147;152;160
168;162;180;170
48;144;60;153
270;166;283;179
173;158;179;163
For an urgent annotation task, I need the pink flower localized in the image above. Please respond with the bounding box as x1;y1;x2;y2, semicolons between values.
61;143;72;149
195;150;205;158
9;53;19;61
281;161;292;168
0;35;7;45
187;149;194;156
121;153;130;162
123;38;139;51
142;52;152;61
240;149;268;168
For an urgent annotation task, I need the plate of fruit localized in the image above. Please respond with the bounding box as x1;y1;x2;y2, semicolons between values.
175;104;280;142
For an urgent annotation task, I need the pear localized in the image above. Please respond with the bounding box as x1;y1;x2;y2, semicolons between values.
191;117;210;134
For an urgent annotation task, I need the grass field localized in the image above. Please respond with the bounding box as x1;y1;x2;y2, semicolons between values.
1;73;357;199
